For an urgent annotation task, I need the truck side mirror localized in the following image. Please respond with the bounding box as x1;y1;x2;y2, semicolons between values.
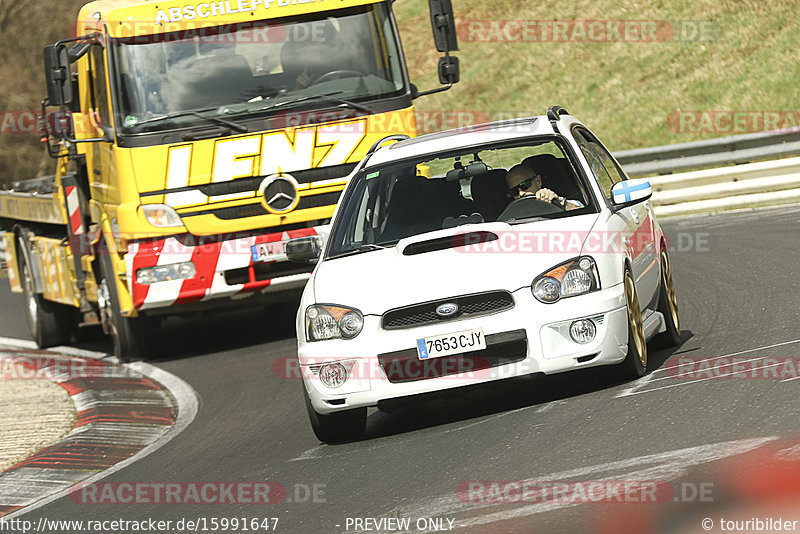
428;0;459;53
438;56;459;85
44;45;73;107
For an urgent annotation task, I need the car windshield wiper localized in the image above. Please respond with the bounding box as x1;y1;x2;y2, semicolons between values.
504;216;548;224
133;108;249;132
329;243;392;259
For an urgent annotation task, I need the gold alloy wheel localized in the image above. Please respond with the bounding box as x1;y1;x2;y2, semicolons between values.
625;271;647;368
661;251;680;332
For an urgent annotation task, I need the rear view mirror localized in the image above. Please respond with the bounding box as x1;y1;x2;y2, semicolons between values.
44;45;73;106
285;236;323;263
446;162;487;181
428;0;459;52
610;179;653;207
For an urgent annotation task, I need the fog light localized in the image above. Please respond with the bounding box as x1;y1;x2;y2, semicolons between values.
570;319;596;344
318;362;348;388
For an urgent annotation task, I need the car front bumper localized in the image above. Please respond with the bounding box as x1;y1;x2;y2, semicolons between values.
298;284;630;414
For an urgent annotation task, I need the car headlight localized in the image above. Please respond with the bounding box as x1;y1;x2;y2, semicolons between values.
306;305;364;341
533;257;600;303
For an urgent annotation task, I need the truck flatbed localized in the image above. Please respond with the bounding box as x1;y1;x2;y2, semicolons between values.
0;176;65;226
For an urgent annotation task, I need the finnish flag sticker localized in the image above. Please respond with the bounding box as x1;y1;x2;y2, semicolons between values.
613;179;651;204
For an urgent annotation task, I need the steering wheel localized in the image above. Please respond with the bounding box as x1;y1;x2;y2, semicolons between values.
311;70;366;85
497;196;565;222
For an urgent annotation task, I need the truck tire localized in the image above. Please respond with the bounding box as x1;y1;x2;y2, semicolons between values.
303;386;366;443
97;244;151;362
18;239;75;348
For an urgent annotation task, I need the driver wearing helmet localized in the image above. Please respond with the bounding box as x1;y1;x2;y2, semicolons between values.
505;163;583;210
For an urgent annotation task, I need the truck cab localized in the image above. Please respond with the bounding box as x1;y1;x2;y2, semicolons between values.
0;0;460;360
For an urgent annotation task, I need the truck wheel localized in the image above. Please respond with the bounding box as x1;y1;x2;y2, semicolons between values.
303;386;366;443
619;268;648;379
98;245;150;362
655;250;681;348
18;240;75;348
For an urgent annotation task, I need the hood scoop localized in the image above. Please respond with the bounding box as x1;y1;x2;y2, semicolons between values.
402;231;498;256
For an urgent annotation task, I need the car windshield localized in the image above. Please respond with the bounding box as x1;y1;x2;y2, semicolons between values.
110;5;405;133
327;138;596;258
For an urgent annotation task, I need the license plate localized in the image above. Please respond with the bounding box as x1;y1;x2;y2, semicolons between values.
416;328;486;360
251;241;286;263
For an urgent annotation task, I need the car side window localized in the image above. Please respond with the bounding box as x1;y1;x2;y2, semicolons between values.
573;128;624;200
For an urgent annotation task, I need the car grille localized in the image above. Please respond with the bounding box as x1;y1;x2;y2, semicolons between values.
381;291;515;330
377;329;527;383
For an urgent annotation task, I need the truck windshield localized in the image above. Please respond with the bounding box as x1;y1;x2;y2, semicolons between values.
110;4;405;133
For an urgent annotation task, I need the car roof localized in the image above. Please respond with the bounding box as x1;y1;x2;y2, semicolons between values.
366;116;572;168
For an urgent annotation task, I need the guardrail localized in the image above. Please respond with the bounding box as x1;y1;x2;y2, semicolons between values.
613;129;800;216
616;129;800;178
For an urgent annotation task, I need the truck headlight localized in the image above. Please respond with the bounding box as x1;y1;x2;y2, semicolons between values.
533;257;600;303
136;262;196;285
142;204;183;228
306;305;364;341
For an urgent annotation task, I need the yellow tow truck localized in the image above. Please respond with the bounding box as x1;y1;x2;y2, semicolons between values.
0;0;460;360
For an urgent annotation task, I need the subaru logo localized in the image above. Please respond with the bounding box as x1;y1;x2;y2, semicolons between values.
259;174;300;215
436;303;460;318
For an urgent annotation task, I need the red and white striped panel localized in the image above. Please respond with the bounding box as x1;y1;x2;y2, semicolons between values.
64;186;85;236
126;228;318;311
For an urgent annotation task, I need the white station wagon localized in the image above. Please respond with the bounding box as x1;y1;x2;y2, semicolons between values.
287;107;681;443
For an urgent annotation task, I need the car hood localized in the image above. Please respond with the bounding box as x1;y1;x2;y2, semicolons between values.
312;214;600;314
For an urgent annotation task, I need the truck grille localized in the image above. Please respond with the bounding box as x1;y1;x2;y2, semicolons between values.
382;291;514;330
195;163;358;197
183;191;342;221
224;262;314;285
377;329;528;383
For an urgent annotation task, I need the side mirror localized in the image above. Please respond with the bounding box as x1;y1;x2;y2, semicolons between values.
43;45;73;107
438;56;459;85
44;111;75;138
610;179;653;208
285;236;323;263
428;0;459;52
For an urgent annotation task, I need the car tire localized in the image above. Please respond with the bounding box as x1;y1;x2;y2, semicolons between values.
619;268;648;379
303;386;366;443
654;250;681;348
98;243;151;362
18;239;76;348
